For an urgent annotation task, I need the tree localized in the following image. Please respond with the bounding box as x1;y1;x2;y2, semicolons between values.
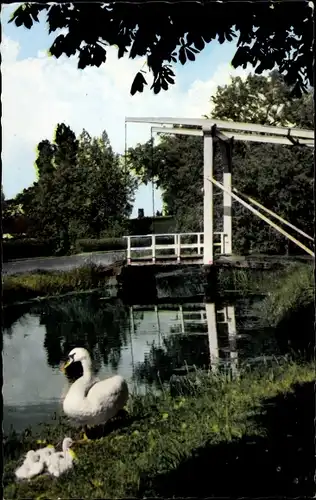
9;2;313;97
208;70;314;127
15;123;137;252
30;123;80;252
127;134;204;231
127;72;314;254
34;139;56;179
75;129;137;238
209;72;314;254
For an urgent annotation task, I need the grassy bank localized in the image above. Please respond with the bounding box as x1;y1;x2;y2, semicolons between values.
4;358;315;498
258;263;314;326
217;262;312;295
2;264;120;306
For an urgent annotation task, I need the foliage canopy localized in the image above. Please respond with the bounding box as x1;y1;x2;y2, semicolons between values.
10;2;313;96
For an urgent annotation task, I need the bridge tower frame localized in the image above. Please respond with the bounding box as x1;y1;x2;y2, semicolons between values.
125;117;314;264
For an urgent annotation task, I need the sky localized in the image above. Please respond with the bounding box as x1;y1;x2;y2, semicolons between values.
2;3;252;218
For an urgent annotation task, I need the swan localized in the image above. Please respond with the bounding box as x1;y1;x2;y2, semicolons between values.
36;444;56;465
61;347;129;436
15;450;44;480
15;444;55;480
47;437;76;478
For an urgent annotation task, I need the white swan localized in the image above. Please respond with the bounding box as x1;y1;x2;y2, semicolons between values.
47;437;75;478
36;444;56;465
15;444;55;480
61;347;129;431
15;450;44;480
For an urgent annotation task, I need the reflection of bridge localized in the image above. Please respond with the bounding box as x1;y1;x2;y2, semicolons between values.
125;117;314;266
129;303;238;374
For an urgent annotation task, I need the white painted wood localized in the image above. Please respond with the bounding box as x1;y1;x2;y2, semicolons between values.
203;128;214;265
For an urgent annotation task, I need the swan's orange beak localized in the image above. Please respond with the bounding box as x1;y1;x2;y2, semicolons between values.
60;359;72;373
60;360;71;373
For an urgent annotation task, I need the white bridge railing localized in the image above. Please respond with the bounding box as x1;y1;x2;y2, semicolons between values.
125;232;226;264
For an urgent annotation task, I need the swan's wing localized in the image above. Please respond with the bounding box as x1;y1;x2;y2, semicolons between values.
87;375;125;397
87;375;128;411
83;376;100;397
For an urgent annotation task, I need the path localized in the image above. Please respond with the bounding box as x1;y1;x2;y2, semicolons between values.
2;250;126;276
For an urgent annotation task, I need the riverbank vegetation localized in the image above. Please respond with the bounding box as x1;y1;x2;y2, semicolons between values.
259;263;314;327
257;263;314;358
3;358;315;498
217;261;314;299
3;260;313;311
2;264;119;306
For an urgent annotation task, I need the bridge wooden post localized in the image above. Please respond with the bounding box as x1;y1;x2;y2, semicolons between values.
222;139;233;255
203;126;214;265
215;131;233;255
152;234;156;263
126;236;131;264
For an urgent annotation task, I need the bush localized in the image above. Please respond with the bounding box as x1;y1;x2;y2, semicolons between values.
75;237;127;253
2;238;55;262
75;236;174;253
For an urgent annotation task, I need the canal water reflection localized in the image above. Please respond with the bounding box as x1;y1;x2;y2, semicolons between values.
3;293;283;433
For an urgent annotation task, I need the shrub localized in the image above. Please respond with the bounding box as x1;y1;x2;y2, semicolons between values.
2;238;55;262
75;236;174;253
75;238;127;253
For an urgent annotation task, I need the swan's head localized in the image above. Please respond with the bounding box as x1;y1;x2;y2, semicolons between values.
62;347;91;372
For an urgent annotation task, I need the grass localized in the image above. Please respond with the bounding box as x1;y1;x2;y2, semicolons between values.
2;263;121;306
257;263;314;327
217;265;297;295
3;358;315;499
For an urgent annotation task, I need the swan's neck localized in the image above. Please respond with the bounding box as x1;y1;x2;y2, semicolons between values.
81;358;93;383
65;358;93;404
62;442;71;454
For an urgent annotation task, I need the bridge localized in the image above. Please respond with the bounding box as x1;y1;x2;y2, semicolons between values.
124;116;314;266
125;232;224;265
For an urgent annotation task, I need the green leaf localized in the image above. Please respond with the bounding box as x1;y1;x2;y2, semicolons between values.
185;48;195;61
178;46;186;65
130;71;148;95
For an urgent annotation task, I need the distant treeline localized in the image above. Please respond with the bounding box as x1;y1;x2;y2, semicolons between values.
2;216;177;261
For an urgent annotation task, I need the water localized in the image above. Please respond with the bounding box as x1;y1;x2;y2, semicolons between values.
2;290;300;434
